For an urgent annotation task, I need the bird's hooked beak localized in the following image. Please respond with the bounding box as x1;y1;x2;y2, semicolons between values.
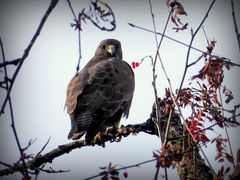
106;44;116;57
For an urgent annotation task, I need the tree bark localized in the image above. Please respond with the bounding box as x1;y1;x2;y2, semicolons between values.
152;99;213;179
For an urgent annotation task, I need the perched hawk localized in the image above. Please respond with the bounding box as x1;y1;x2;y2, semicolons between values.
65;39;135;143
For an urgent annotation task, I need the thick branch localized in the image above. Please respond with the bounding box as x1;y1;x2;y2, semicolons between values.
0;120;158;177
151;99;213;179
0;100;215;179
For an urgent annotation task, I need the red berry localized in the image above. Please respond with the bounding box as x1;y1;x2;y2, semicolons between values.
123;171;128;178
194;134;200;141
131;62;136;69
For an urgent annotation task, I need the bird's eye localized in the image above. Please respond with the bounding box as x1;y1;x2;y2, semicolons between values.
101;44;106;50
115;45;119;49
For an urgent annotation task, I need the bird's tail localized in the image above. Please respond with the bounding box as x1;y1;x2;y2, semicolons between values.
68;128;85;140
68;113;93;140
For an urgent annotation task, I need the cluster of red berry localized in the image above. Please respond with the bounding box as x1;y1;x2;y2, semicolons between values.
131;61;140;69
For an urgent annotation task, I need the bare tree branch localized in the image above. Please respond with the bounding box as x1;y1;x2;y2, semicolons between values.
40;167;70;174
0;58;20;68
0;0;59;115
128;23;206;54
66;0;82;74
0;1;59;178
218;88;236;168
35;138;51;158
147;0;174;179
0;120;158;177
0;161;11;168
176;0;216;101
128;23;240;66
231;0;240;52
1;37;30;179
84;159;156;180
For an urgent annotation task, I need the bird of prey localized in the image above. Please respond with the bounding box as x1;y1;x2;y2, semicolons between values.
65;39;135;143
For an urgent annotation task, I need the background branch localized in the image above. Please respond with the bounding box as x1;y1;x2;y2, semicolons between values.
0;58;20;68
176;0;216;101
231;0;240;51
0;119;158;177
1;38;30;179
0;0;59;115
128;23;240;66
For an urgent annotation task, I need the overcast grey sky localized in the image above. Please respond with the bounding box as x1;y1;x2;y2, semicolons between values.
0;0;240;179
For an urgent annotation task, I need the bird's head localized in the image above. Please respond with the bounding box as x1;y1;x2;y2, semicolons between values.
95;39;122;59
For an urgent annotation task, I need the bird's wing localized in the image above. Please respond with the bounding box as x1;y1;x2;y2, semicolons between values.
65;57;134;117
119;60;135;118
64;57;111;115
64;66;91;115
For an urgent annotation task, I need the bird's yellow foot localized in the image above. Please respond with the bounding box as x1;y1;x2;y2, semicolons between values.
93;132;102;143
107;128;122;142
86;131;106;147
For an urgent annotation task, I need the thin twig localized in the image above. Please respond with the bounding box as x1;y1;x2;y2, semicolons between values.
35;137;51;158
230;112;240;121
84;159;156;180
66;0;82;74
0;0;59;115
40;167;70;174
22;138;37;152
176;0;216;101
76;26;82;74
148;0;158;47
218;88;236;168
202;26;209;45
172;0;217;177
162;108;173;147
148;0;161;135
151;0;174;125
66;0;77;20
128;23;205;54
0;58;20;68
187;54;204;68
153;166;160;180
148;1;175;179
231;0;240;52
0;161;11;168
148;0;166;178
0;37;30;179
230;104;240;122
128;23;240;66
138;55;161;138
